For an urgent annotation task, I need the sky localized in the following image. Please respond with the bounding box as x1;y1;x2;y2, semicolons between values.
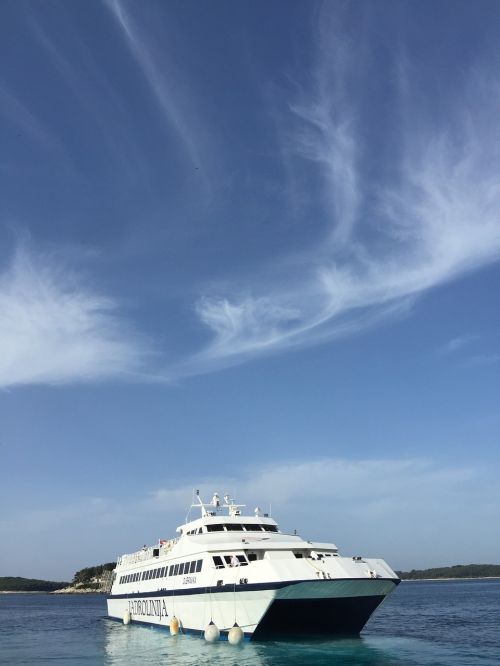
1;0;500;581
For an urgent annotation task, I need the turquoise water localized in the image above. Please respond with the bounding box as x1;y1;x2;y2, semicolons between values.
1;579;499;665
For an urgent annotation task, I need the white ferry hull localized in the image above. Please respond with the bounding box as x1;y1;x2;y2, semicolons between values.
107;577;398;639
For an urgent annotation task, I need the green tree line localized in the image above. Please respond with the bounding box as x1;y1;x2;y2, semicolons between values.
397;564;500;579
72;562;116;586
0;576;69;592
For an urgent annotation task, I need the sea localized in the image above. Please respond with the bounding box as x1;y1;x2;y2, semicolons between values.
1;579;499;665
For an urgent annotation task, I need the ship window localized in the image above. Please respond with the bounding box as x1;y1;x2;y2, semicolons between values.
236;554;248;565
179;563;185;575
243;524;263;531
147;570;152;579
225;523;244;531
262;525;278;532
197;527;202;534
119;576;123;583
173;564;179;576
196;560;203;572
207;524;224;532
224;555;233;565
153;548;160;557
212;555;224;569
294;553;303;558
169;565;174;576
247;553;257;562
161;567;166;577
189;561;196;574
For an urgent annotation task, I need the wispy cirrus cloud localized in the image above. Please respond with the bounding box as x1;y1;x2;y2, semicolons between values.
184;9;500;376
0;247;149;388
0;86;61;152
105;0;211;181
440;335;477;355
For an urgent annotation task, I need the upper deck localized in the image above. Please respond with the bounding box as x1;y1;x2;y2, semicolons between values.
116;491;338;568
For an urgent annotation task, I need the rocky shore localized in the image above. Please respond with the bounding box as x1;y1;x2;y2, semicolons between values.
51;585;104;594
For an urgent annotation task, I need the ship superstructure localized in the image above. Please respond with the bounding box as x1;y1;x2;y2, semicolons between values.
107;492;399;639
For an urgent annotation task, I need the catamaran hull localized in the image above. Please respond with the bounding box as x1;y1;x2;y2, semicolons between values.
107;577;398;640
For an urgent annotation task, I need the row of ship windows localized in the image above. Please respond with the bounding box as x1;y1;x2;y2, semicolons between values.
204;524;278;533
119;559;203;584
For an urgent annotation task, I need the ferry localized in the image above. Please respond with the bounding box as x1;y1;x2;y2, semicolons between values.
107;492;400;641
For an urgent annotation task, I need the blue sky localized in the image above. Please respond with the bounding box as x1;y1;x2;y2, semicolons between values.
1;1;500;580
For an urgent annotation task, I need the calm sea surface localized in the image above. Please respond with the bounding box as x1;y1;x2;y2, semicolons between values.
1;579;499;665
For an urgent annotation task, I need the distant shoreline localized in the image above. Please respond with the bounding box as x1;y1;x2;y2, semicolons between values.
0;590;51;594
401;576;500;582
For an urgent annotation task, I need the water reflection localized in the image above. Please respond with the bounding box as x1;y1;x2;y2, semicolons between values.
102;619;411;666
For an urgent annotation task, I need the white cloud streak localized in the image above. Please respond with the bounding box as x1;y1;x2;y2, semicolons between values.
0;87;62;152
186;11;500;376
106;0;209;178
0;248;148;388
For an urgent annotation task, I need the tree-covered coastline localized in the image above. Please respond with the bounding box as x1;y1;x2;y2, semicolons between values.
70;562;116;590
1;563;116;593
397;564;500;580
0;577;69;592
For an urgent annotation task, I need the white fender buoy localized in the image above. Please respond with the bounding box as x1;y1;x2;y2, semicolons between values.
204;621;220;643
123;610;131;625
169;616;180;635
228;623;244;645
